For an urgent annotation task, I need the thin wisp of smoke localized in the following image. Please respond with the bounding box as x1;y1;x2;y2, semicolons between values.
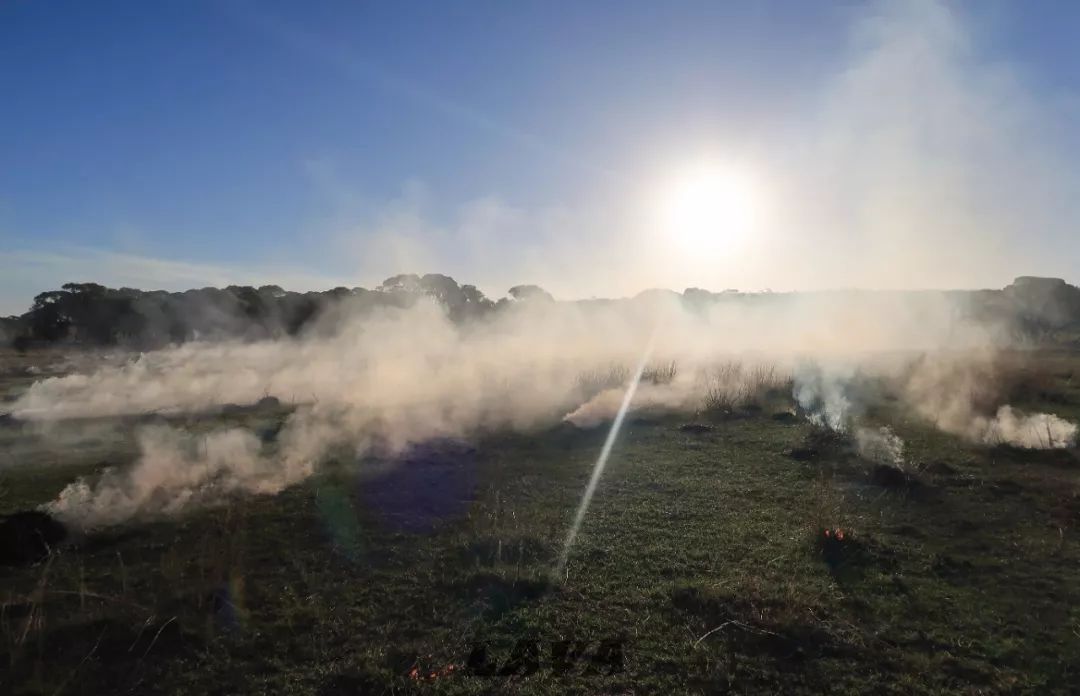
855;426;906;468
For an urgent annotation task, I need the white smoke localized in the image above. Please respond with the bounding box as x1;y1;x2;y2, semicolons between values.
790;351;1077;451
793;360;856;431
562;360;789;428
855;426;906;467
563;381;691;429
901;351;1078;449
46;426;278;526
973;406;1077;450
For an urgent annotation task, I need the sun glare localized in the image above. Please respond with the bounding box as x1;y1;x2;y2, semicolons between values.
659;164;759;252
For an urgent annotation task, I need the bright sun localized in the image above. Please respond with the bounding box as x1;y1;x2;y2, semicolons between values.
659;164;759;252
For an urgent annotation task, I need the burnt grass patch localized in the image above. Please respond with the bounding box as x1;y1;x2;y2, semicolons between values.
982;443;1080;468
787;423;853;463
0;510;67;565
869;463;922;491
671;584;866;682
771;410;799;424
814;528;899;584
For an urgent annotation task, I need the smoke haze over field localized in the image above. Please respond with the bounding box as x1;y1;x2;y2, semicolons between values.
5;288;1073;528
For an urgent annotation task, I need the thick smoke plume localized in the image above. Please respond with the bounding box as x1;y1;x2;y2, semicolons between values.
902;351;1078;448
48;426;298;526
792;350;1078;450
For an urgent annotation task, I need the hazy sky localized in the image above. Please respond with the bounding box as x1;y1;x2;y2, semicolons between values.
2;0;1079;315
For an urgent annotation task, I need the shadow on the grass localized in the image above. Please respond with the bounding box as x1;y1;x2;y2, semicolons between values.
457;572;551;618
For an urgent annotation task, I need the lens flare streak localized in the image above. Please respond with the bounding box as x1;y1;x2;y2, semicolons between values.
555;331;657;580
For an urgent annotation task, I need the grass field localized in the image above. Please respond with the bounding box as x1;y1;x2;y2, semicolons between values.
2;350;1080;694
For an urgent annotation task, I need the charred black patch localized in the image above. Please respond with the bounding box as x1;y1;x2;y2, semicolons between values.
888;524;926;539
983;445;1078;469
17;616;188;680
787;447;819;461
814;529;897;585
870;463;920;490
816;528;856;570
0;510;67;565
924;460;958;477
987;478;1024;496
930;553;975;581
671;585;857;665
318;671;387;696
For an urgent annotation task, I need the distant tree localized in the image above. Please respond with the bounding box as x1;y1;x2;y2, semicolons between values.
227;286;266;320
461;284;485;304
1;315;29;351
419;274;464;309
29;290;73;341
378;274;422;293
455;283;494;320
507;285;554;302
285;295;323;335
258;285;287;299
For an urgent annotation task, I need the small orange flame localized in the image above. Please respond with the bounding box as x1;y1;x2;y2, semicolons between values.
822;527;848;541
409;663;457;681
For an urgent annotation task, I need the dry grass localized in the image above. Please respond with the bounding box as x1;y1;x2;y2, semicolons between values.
902;350;1072;419
575;360;679;399
701;361;790;415
574;364;631;400
641;360;678;386
995;351;1073;406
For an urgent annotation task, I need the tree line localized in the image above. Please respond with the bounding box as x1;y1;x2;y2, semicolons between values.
0;275;556;350
1;274;1077;350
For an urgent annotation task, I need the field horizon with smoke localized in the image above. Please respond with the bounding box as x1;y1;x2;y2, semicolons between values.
6;0;1080;691
6;277;1077;529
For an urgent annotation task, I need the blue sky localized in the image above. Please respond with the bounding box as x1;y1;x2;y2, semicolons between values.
2;0;1080;314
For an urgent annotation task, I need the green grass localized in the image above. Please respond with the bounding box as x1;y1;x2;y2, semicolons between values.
2;360;1080;694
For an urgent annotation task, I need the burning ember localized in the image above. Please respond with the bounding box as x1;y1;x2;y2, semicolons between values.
817;526;856;569
408;662;457;681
